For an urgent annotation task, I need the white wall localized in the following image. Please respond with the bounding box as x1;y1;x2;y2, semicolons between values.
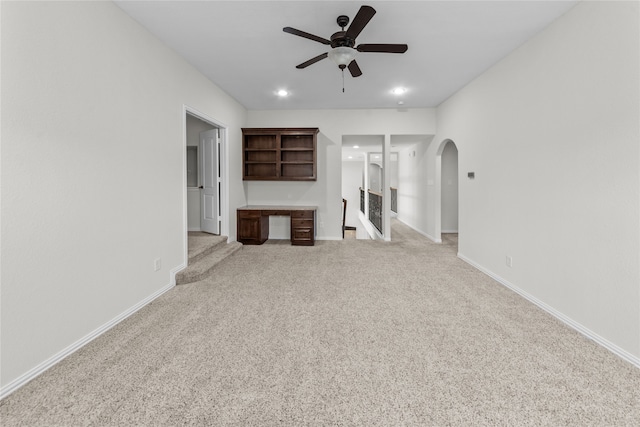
1;1;247;392
187;188;201;231
396;137;434;238
368;163;383;192
341;161;363;233
427;1;640;361
246;109;437;239
441;141;459;232
389;155;398;189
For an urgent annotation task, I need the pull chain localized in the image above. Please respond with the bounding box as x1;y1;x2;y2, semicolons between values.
342;68;345;93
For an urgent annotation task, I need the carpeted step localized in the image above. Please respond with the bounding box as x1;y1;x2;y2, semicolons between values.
176;240;242;285
188;234;228;264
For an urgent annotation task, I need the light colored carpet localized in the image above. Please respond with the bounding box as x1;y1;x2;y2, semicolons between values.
177;232;242;285
1;220;639;425
187;231;226;260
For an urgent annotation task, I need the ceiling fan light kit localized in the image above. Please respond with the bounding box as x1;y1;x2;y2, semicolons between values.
283;5;408;90
328;46;357;68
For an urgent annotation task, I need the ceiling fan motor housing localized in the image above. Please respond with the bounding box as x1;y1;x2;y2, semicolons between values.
332;15;355;48
330;31;356;48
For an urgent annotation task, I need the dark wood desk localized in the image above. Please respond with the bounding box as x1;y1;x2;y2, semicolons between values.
237;205;317;246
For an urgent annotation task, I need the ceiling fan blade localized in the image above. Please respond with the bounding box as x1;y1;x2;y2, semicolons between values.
296;52;329;69
356;44;408;54
283;27;331;45
345;5;376;40
348;60;362;77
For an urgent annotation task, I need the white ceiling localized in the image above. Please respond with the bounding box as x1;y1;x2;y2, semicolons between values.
114;1;578;111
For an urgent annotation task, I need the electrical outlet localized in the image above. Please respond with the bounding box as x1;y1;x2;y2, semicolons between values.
506;256;513;268
154;258;161;271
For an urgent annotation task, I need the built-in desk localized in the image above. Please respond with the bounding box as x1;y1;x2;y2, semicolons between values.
237;206;317;246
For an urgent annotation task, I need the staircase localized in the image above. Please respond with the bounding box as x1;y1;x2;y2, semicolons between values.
176;232;242;285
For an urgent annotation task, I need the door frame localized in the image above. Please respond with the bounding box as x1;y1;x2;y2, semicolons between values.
182;105;229;264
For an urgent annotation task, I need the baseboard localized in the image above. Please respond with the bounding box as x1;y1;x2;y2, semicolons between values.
395;218;442;243
441;229;458;233
187;227;201;232
0;281;176;400
457;252;640;369
358;211;384;241
171;262;186;285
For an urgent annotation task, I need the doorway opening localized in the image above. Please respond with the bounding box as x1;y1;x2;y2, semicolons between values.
341;135;385;240
437;139;459;252
183;106;228;265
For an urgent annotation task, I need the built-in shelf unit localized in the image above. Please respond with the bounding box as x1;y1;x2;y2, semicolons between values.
242;128;318;181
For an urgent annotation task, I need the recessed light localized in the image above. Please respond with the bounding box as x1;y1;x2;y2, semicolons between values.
348;156;353;159
276;89;289;97
353;145;359;149
392;87;406;95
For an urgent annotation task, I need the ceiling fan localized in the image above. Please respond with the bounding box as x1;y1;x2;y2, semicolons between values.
283;5;408;78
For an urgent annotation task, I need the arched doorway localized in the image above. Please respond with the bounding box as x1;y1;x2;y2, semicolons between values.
436;139;458;252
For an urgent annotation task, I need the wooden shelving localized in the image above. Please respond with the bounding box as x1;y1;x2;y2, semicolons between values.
242;128;318;181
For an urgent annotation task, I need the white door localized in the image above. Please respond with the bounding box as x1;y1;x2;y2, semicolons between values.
200;129;220;234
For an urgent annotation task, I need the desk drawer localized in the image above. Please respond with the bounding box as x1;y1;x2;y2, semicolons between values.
291;227;314;245
263;210;291;216
291;210;314;219
291;219;314;228
237;209;261;218
291;212;315;246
